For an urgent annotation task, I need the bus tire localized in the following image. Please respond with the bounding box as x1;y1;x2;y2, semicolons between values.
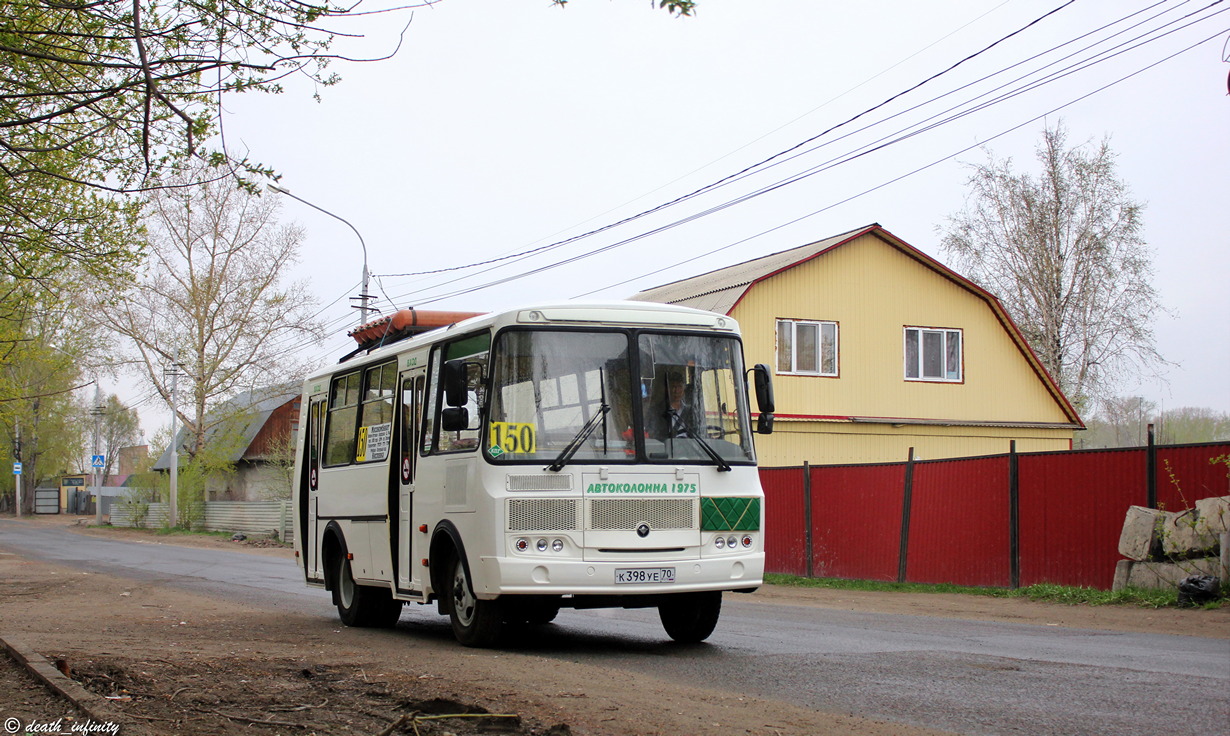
658;591;722;643
447;556;503;647
334;554;403;628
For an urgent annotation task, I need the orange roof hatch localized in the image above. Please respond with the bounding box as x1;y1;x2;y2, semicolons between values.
347;308;485;351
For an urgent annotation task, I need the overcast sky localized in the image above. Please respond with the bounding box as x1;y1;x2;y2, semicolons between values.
117;0;1230;438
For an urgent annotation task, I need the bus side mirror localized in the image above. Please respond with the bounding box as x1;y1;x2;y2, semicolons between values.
441;406;469;432
753;364;775;413
443;359;468;407
752;364;774;435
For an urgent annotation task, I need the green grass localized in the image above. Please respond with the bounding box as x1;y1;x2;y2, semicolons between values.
90;523;286;544
763;573;1224;609
152;527;234;539
87;523;227;538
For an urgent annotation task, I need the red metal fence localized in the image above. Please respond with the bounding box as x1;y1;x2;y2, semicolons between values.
761;441;1229;590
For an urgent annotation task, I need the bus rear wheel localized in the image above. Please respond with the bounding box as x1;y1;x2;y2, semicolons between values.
334;554;403;628
658;591;722;643
447;556;504;647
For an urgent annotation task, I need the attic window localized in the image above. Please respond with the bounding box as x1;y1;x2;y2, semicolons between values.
776;319;838;376
904;327;962;382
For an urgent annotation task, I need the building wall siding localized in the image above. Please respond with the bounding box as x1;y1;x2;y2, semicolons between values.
245;399;300;460
732;232;1075;464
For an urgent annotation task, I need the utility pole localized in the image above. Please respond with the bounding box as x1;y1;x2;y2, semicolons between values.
91;384;104;524
165;358;181;528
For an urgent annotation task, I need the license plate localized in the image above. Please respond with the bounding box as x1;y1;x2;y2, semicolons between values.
615;567;676;584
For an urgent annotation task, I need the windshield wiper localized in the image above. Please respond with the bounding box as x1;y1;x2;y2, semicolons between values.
684;431;732;472
546;403;610;472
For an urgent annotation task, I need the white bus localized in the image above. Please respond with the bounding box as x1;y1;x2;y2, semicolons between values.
292;301;775;647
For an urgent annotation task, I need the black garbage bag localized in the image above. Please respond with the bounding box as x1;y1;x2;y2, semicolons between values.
1176;575;1221;607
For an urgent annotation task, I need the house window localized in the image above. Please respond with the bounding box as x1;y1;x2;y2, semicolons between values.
904;327;962;382
776;319;838;376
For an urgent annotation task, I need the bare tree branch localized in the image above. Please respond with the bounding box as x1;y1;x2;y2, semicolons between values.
939;121;1168;413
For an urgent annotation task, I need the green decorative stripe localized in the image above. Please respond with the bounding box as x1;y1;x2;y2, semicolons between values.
700;497;760;532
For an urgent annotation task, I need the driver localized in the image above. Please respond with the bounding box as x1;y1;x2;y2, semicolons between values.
648;370;696;439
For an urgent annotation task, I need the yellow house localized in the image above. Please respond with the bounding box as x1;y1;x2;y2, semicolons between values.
630;224;1082;466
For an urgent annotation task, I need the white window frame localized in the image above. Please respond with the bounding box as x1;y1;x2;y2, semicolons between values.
776;319;838;377
904;326;963;383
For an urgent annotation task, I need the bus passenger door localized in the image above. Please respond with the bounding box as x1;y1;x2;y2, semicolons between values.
303;395;327;583
397;372;426;591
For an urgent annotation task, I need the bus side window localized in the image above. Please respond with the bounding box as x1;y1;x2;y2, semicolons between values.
400;375;423;483
421;352;440;456
325;372;360;466
425;334;490;454
356;361;396;464
308;399;324;486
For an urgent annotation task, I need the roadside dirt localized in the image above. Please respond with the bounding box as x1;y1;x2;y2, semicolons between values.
1;515;1226;736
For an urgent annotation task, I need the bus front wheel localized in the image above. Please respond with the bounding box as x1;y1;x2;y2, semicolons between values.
447;556;503;647
333;554;403;628
658;591;722;643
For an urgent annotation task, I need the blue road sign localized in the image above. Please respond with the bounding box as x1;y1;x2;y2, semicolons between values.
91;455;105;468
12;462;21;475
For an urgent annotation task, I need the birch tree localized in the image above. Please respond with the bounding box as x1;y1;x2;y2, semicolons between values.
939;122;1165;413
98;170;325;460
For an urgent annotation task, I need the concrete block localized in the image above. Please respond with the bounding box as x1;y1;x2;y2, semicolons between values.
1112;560;1134;591
1161;508;1219;558
1124;558;1220;591
1118;506;1168;561
1195;495;1230;535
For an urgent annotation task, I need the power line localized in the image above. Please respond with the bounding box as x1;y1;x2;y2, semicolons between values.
575;24;1227;299
276;2;1223;363
375;0;1079;280
380;4;1225;307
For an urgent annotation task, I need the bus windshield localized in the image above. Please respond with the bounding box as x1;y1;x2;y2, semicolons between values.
486;329;755;466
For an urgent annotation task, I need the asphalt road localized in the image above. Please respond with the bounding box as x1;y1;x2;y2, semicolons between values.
3;519;1227;736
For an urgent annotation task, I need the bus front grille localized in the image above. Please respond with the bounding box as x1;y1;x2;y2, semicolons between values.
507;498;579;531
507;474;572;491
588;498;696;531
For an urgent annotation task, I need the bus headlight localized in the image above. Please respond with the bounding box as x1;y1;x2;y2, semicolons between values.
714;536;726;549
727;535;738;549
536;538;548;552
552;539;564;552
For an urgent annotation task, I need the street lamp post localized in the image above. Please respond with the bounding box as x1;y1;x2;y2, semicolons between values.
267;184;372;325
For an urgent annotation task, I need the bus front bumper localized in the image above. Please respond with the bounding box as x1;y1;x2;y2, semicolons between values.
476;553;765;597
